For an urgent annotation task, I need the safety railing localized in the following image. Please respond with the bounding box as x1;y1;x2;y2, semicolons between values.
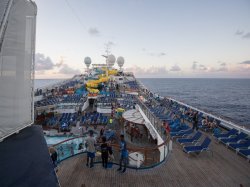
135;97;165;139
51;135;170;169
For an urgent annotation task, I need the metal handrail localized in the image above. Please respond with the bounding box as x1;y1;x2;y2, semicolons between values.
49;133;170;169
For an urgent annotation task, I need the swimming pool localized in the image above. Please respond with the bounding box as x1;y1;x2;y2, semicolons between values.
44;135;75;145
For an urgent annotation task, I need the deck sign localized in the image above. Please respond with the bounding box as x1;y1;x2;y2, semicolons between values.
0;0;37;141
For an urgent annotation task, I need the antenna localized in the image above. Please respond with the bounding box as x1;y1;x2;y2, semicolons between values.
104;43;111;57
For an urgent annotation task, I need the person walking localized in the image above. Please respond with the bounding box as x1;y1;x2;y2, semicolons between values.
85;130;96;168
49;147;58;172
100;136;109;169
109;117;113;125
117;134;128;173
192;112;199;131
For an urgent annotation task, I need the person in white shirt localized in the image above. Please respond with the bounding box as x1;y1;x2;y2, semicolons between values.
85;130;96;168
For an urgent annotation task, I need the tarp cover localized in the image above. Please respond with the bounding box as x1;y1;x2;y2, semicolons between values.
0;126;59;187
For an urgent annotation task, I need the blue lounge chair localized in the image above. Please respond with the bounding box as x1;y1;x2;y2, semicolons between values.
228;140;250;150
171;125;189;133
183;137;211;155
177;131;202;145
220;132;248;145
171;129;193;139
238;149;250;161
213;128;238;139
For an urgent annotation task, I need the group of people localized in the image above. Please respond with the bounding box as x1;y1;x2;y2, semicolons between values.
49;130;129;173
125;123;142;142
85;130;128;173
202;116;220;131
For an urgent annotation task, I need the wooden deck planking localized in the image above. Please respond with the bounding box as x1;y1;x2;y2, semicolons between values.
57;140;250;187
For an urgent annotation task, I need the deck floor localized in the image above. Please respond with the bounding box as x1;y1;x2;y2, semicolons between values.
57;139;250;187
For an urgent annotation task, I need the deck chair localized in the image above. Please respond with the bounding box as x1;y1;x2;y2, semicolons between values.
220;132;248;145
183;137;211;155
228;140;250;151
171;125;190;133
213;128;238;140
171;129;193;139
177;131;202;145
238;149;250;161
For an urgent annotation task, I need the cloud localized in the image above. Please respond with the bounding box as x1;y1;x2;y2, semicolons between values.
88;27;100;36
147;52;166;57
125;65;168;77
35;53;54;71
217;66;228;72
170;65;181;71
158;52;166;57
55;57;65;68
59;64;81;75
199;64;207;70
242;32;250;38
192;61;208;71
207;62;227;72
235;30;244;35
239;60;250;64
146;66;168;74
142;48;166;57
235;30;250;39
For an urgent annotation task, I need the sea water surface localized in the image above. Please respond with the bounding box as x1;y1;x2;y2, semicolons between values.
35;78;250;127
34;79;65;89
139;78;250;127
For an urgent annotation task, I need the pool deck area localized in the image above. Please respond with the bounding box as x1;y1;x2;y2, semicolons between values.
57;138;250;187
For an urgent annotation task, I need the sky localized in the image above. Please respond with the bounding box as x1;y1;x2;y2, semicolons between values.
34;0;250;78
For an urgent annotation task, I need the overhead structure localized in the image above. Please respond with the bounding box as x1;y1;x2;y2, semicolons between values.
84;56;92;72
117;56;125;70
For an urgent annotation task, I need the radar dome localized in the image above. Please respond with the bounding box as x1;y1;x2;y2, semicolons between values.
84;57;91;67
107;54;116;67
117;56;125;68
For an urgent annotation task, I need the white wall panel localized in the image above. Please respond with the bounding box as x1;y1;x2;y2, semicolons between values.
0;0;37;141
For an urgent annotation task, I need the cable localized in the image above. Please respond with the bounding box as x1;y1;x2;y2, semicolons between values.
64;0;87;30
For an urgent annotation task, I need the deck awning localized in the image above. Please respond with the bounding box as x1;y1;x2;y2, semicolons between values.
123;109;157;139
123;109;145;124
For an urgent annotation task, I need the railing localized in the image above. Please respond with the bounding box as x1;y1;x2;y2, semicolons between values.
51;135;170;169
135;78;250;135
168;97;250;135
135;97;165;139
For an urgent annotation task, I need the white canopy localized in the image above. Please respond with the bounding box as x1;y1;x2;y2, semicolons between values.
123;109;157;139
122;109;145;124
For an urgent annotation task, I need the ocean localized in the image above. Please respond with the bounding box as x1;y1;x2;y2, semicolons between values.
34;79;65;89
35;78;250;127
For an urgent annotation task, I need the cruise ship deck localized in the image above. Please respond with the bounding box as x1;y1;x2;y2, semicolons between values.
57;137;250;187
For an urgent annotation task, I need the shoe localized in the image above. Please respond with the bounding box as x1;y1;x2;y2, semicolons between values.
90;165;94;168
86;164;89;167
117;168;122;171
121;169;126;173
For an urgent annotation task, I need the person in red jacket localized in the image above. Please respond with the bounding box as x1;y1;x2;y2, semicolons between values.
163;120;170;134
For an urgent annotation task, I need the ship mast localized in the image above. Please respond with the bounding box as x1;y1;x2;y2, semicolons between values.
102;43;111;77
